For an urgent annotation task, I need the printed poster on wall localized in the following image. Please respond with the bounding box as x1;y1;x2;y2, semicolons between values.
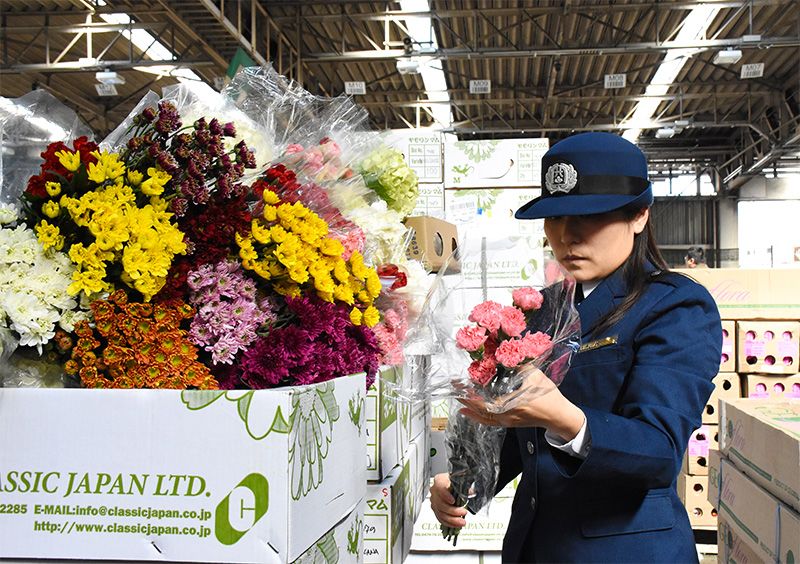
384;129;443;183
444;138;549;188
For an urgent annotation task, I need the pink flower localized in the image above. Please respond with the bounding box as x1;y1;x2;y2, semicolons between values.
512;287;544;311
284;143;305;155
495;339;525;368
468;356;497;386
499;306;526;337
468;301;504;332
520;331;552;358
456;325;488;351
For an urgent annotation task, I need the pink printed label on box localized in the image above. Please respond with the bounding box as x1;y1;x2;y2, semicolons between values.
744;341;766;356
688;429;710;456
722;342;733;354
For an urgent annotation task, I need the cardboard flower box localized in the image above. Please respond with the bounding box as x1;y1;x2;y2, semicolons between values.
719;397;800;512
0;373;366;563
703;373;740;424
736;321;800;374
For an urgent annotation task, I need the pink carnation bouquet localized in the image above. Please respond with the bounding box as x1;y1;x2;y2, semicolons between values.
443;282;580;545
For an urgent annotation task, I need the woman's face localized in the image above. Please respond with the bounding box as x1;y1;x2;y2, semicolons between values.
544;208;649;283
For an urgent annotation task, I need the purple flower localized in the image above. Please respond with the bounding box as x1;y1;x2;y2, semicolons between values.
155;102;182;134
157;151;180;173
208;118;223;136
223;122;236;137
193;117;208;131
170;197;189;216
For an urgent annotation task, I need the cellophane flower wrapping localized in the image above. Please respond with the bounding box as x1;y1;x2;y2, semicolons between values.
3;65;428;393
398;240;580;540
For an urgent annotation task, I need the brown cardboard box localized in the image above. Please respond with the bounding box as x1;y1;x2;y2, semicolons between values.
708;450;800;563
677;473;717;527
404;216;459;273
736;321;800;374
703;373;741;424
674;268;800;320
718;398;800;512
717;513;765;564
741;373;800;399
682;424;718;475
720;320;736;372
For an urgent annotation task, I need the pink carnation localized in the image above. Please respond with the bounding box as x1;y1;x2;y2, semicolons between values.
468;356;497;386
499;306;526;337
468;301;504;332
520;331;553;359
512;287;544;311
284;143;305;155
495;339;525;368
456;325;488;351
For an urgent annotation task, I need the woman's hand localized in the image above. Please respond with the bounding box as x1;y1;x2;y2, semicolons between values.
430;473;467;529
457;367;586;442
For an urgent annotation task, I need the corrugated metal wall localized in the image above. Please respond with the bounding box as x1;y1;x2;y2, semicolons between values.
650;197;718;267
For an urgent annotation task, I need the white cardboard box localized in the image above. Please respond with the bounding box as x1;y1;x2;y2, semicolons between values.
293;499;364;563
364;464;409;564
367;366;402;482
0;374;366;563
718;398;800;512
708;451;800;563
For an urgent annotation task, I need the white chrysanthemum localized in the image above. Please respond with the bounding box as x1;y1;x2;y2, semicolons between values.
347;201;409;266
0;204;19;225
58;309;90;333
0;291;60;349
0;222;82;350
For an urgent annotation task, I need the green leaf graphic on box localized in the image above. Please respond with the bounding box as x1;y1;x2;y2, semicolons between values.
181;390;225;410
348;393;364;434
347;517;362;555
182;390;289;440
400;401;410;433
380;369;398;432
450;164;472;184
392;464;409;545
292;530;339;564
455;140;499;163
288;382;340;500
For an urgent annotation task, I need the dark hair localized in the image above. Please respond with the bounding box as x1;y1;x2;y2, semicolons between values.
686;246;706;263
591;205;669;338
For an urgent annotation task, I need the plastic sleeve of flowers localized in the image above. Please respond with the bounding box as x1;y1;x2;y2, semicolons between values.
358;143;420;217
445;409;506;516
156;82;275;181
99;90;160;153
0;90;94;205
0;327;20;385
390;243;581;412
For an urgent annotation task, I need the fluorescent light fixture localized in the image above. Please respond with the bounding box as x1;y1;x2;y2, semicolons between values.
712;49;742;64
399;0;452;128
78;57;98;68
396;59;421;75
622;6;719;141
655;127;675;139
95;70;125;84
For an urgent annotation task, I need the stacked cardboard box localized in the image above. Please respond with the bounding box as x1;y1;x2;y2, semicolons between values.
363;359;432;563
709;398;800;562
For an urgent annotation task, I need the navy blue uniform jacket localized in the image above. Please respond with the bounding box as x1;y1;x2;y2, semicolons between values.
497;266;722;563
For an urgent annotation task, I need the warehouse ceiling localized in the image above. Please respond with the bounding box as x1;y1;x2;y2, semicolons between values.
1;0;799;190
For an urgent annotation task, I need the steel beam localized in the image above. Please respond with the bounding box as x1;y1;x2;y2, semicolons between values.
301;36;800;62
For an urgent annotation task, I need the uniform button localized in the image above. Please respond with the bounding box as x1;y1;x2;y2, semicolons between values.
526;441;535;454
530;497;536;511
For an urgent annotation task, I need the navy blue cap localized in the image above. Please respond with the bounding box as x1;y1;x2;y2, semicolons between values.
515;132;654;220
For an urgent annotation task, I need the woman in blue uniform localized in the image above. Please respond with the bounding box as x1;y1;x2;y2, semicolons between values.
430;132;722;563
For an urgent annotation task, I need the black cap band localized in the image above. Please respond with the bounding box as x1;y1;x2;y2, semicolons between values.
560;174;650;197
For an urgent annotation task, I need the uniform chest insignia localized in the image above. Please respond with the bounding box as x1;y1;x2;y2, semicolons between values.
578;336;618;353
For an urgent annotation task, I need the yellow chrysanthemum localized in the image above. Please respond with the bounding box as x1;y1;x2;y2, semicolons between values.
87;151;126;185
363;306;380;328
68;267;108;296
263;205;277;222
127;170;144;186
140;167;171;196
263;190;280;205
35;220;65;251
319;238;344;257
334;284;355;304
45;181;62;197
251;219;272;245
42;201;60;219
55;150;81;172
350;307;363;326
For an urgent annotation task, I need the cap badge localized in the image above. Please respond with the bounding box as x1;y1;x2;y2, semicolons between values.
545;163;578;194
